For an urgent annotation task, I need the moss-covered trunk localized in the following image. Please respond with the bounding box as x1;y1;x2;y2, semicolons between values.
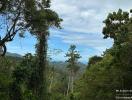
36;32;48;100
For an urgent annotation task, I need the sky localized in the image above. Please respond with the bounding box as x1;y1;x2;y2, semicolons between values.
4;0;132;63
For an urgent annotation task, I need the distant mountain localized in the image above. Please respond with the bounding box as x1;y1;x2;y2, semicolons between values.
50;61;87;72
6;52;22;58
4;52;86;72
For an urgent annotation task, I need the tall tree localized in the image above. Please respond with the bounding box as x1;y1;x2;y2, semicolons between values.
66;45;81;95
24;0;62;100
0;0;62;99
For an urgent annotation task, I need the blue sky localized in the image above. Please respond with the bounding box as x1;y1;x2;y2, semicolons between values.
3;0;132;63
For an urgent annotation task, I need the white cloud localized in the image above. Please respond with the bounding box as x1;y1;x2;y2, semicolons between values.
51;0;132;33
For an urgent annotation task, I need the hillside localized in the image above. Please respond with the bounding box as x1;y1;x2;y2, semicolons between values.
51;61;86;72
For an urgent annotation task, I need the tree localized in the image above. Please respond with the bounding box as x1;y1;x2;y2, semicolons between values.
75;9;132;100
23;0;62;100
102;9;132;44
65;45;81;96
48;66;55;93
87;56;102;68
0;0;62;99
9;53;36;100
0;0;61;56
0;0;28;56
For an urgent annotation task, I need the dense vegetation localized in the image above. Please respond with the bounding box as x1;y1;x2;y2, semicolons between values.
0;0;132;100
74;9;132;100
0;52;85;100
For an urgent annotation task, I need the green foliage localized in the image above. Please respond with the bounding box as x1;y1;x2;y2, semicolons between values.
66;45;81;73
65;45;81;97
0;0;62;99
75;9;132;100
0;56;20;100
9;53;37;100
0;53;71;100
87;56;102;68
102;9;132;45
1;3;132;100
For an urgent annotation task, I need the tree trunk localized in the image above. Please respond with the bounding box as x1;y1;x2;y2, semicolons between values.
49;71;54;93
67;74;71;96
71;72;74;94
37;33;48;100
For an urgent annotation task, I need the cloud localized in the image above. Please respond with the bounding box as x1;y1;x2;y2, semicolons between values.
50;29;113;51
49;0;132;62
51;0;103;33
51;0;132;33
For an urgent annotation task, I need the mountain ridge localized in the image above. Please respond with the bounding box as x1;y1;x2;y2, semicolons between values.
6;52;22;58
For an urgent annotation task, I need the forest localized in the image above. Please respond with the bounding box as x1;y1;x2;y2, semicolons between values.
0;0;132;100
